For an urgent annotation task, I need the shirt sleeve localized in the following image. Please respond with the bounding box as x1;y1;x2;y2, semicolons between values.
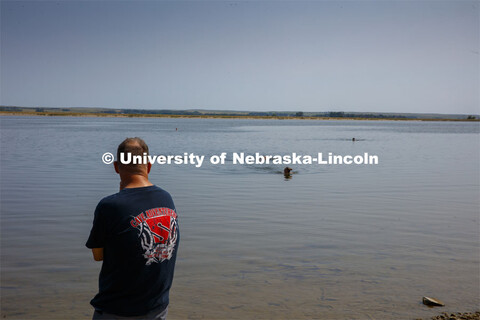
86;202;107;249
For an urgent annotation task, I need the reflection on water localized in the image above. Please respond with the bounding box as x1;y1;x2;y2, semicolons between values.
0;116;479;319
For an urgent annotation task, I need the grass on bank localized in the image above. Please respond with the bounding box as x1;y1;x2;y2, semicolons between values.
1;111;478;122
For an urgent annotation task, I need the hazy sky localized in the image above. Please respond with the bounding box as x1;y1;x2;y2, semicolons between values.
1;0;478;114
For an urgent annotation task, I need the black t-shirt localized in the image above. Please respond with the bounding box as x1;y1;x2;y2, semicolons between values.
86;185;179;316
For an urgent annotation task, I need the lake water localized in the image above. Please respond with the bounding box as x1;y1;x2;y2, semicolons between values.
0;116;479;320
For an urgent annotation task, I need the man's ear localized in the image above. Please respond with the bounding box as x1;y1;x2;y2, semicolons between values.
114;161;120;174
147;162;152;174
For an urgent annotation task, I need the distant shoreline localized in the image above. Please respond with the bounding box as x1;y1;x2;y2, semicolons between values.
1;111;478;122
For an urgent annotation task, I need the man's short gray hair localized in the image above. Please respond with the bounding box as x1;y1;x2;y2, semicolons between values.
116;137;149;172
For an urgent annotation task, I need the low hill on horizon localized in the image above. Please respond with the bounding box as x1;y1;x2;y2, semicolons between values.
0;105;478;120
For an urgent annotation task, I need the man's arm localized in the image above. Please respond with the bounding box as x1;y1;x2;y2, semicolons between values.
92;248;104;261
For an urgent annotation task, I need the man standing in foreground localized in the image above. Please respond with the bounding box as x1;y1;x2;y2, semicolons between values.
86;138;179;320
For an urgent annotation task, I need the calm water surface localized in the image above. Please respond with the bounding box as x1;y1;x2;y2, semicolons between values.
1;116;479;319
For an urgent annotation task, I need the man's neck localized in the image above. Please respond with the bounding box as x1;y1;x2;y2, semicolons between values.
120;175;153;190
